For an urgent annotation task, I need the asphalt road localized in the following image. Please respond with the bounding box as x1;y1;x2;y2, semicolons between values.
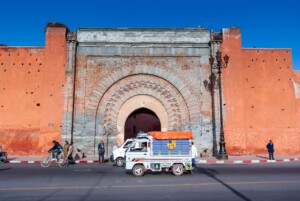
0;162;300;201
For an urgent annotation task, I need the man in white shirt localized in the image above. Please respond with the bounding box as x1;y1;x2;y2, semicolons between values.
191;142;198;167
141;143;147;151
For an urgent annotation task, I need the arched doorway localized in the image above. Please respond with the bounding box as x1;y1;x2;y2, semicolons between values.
124;108;161;140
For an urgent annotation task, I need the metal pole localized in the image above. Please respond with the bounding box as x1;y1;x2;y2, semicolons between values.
210;71;218;157
70;40;77;143
209;38;219;157
209;40;219;157
217;61;228;160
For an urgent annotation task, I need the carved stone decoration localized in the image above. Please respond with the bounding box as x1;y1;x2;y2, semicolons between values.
86;65;200;137
88;66;198;112
96;74;190;134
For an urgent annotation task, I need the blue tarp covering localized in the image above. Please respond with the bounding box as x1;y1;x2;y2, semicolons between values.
152;139;190;156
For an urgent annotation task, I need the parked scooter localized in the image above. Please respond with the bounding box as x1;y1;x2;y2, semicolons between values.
0;146;7;163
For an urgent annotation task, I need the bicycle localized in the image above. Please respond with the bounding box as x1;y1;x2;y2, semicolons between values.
0;146;7;163
41;150;68;168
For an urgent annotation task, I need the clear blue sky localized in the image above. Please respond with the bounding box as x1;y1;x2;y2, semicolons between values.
1;0;299;69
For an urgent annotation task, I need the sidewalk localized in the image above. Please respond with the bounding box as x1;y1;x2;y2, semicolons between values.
5;155;300;165
196;155;300;164
7;155;109;164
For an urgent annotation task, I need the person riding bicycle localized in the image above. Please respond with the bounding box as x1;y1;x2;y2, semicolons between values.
48;140;63;161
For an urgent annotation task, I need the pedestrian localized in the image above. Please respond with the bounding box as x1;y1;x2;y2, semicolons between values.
191;142;198;167
67;142;74;162
98;140;105;163
266;140;275;160
63;140;69;159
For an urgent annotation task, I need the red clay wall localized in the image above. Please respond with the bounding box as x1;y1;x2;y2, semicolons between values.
1;25;299;156
222;28;300;155
293;71;300;128
0;26;67;155
221;28;246;155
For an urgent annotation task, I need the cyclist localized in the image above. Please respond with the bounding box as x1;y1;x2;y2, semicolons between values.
49;140;63;161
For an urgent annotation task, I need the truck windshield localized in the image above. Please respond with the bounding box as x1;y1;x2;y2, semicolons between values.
123;140;133;149
129;141;148;152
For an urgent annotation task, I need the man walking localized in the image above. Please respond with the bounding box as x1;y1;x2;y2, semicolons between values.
98;140;105;163
191;142;198;167
266;140;274;160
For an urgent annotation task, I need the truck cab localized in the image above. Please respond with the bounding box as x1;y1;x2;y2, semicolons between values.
111;138;134;167
111;132;152;167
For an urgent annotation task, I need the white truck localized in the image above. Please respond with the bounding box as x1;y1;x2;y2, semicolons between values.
110;139;134;167
110;132;154;167
125;131;193;176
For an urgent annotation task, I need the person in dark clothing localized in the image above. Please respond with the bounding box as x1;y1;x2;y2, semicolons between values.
49;140;63;161
266;140;274;160
98;140;105;163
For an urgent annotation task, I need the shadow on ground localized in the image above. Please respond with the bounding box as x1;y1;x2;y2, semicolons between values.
196;166;252;201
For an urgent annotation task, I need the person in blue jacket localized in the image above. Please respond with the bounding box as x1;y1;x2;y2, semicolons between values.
48;140;63;161
98;140;105;163
266;140;274;160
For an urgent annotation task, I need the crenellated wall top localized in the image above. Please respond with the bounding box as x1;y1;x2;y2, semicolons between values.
77;28;210;44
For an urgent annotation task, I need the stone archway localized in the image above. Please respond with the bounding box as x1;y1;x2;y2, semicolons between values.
116;95;168;144
96;74;189;137
87;65;200;128
85;66;200;152
124;108;161;140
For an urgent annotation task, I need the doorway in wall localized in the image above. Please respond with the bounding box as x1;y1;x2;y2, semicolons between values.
124;108;161;140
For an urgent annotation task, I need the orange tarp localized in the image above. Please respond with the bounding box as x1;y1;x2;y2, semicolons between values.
149;131;193;140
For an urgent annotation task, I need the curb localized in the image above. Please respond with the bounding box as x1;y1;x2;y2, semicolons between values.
197;157;300;164
6;157;300;165
7;160;99;164
7;159;111;164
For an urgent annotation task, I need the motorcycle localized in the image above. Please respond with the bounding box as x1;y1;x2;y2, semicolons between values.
0;146;7;163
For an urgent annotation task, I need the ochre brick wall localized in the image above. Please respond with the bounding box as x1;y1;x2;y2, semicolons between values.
221;28;247;155
222;28;300;155
0;25;299;156
0;47;45;155
0;26;67;155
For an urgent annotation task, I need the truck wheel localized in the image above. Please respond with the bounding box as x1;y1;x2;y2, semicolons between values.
172;164;184;176
132;165;145;177
116;157;124;167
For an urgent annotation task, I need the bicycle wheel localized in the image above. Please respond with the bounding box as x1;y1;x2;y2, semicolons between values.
41;155;51;168
0;155;7;163
0;152;7;163
57;154;68;168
